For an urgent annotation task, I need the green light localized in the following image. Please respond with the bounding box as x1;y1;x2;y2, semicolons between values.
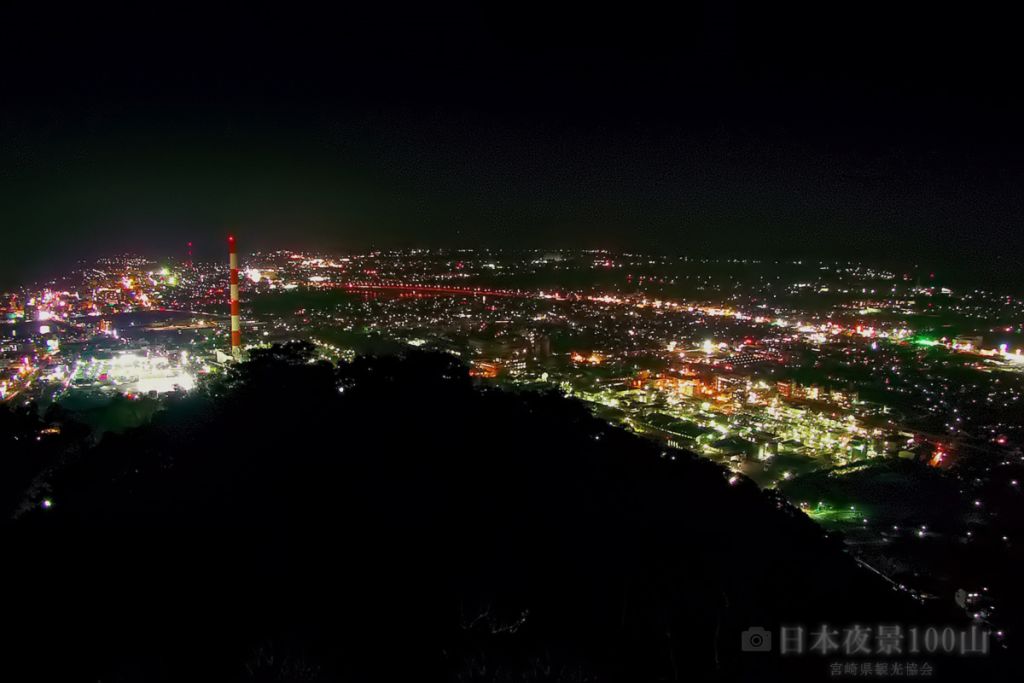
913;337;940;347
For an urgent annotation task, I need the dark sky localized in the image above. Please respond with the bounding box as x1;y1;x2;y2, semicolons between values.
2;3;1023;288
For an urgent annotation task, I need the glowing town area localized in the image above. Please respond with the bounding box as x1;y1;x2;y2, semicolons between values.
4;243;1024;638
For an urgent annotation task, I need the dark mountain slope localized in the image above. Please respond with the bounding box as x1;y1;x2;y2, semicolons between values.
3;345;975;681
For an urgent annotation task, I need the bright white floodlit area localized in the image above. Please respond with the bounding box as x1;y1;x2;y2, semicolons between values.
70;351;196;394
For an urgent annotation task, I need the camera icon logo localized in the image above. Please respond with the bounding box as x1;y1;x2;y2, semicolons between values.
740;627;772;652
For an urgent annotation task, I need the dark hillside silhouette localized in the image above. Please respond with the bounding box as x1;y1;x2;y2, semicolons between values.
2;344;988;681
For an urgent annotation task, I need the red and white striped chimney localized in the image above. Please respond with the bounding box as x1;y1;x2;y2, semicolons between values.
229;234;241;361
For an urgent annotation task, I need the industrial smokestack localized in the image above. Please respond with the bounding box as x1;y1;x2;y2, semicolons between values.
229;234;241;361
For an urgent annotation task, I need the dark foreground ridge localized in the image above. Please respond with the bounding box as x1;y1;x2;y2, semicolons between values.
1;345;995;681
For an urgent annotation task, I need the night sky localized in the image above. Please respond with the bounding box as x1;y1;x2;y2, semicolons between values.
2;3;1022;288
